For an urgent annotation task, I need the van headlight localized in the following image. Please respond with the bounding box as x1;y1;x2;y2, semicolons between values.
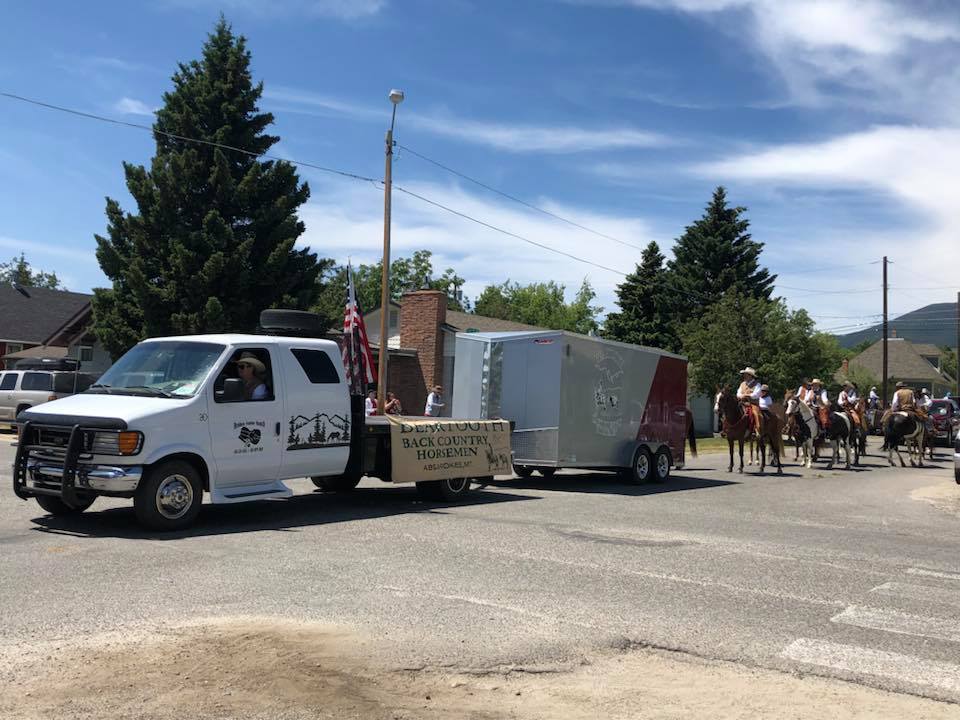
90;431;143;456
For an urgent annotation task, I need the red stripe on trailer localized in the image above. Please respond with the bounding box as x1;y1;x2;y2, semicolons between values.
636;355;689;462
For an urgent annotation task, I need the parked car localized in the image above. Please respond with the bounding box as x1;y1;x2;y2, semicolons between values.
928;399;960;447
0;364;99;426
955;433;960;484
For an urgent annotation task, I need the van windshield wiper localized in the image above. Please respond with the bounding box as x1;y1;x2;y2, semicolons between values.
87;383;113;394
123;385;176;398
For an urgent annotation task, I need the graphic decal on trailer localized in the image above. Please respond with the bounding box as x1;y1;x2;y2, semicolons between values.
593;346;624;437
286;412;351;451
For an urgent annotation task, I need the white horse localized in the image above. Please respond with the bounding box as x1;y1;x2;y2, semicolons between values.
787;398;817;469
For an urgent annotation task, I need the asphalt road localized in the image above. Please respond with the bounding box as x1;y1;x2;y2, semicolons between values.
2;432;960;706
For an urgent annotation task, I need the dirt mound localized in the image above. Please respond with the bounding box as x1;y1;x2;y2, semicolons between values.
1;617;957;719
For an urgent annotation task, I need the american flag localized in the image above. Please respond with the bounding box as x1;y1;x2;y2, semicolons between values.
342;264;377;395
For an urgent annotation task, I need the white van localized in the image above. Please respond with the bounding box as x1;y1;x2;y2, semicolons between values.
14;325;479;531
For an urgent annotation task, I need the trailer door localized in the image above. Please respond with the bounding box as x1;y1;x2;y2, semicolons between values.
279;346;351;479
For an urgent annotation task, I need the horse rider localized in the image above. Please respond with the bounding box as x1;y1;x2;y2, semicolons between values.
891;381;916;414
918;387;935;434
758;384;774;418
809;378;831;434
737;367;763;435
796;378;812;404
838;381;861;427
868;385;880;410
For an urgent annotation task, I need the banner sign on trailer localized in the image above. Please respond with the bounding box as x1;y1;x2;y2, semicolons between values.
386;417;512;484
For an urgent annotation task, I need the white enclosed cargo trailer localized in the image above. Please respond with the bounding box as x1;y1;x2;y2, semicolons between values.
451;331;692;483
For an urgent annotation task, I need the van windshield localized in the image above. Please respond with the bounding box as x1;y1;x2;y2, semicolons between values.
89;342;225;398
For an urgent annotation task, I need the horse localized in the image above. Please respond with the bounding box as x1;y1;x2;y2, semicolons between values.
853;398;868;456
825;408;859;469
786;396;817;468
883;412;925;468
717;388;782;473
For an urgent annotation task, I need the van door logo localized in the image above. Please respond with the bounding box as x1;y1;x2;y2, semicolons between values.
239;427;262;446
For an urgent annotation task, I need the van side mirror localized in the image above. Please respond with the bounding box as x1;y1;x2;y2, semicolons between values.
217;377;245;403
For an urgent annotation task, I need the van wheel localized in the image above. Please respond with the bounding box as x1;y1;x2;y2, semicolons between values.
537;467;556;478
134;460;202;531
311;474;361;492
416;477;472;501
514;465;533;478
653;448;671;483
628;447;654;484
36;494;95;516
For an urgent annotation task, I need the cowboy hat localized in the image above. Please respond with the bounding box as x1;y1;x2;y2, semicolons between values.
235;352;266;374
921;387;929;394
811;378;822;385
739;367;757;376
760;384;769;391
843;380;853;387
896;381;906;388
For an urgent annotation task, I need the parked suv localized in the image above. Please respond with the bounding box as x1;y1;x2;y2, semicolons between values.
0;362;98;426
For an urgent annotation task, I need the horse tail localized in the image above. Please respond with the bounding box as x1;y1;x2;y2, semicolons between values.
687;408;698;458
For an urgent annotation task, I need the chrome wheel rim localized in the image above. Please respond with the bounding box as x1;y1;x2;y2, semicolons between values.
636;454;649;480
156;474;193;520
446;478;469;494
657;454;669;478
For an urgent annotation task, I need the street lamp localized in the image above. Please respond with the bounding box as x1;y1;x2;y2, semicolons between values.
377;89;404;413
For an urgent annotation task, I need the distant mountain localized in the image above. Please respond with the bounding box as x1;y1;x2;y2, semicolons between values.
836;303;957;349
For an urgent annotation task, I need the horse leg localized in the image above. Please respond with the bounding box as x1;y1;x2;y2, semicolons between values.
827;436;836;470
844;435;851;469
728;438;734;473
759;436;766;474
738;439;744;474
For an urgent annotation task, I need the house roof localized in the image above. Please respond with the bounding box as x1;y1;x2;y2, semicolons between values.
0;285;92;344
445;309;544;333
911;343;944;357
3;345;68;361
846;338;953;384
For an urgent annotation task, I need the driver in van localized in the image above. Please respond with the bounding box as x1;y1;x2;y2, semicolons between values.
235;352;268;400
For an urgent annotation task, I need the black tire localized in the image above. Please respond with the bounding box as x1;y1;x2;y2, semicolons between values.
955;466;960;485
514;465;534;478
653;447;671;483
416;477;472;501
36;494;95;515
627;446;654;484
311;474;361;492
15;405;30;421
537;467;557;479
134;459;203;531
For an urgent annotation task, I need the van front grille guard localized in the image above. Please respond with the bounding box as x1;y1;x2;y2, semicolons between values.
14;421;87;507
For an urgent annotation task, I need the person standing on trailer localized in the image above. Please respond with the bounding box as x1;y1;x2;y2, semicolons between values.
365;390;377;417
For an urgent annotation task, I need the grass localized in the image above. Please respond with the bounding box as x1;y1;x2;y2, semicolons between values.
694;436;731;454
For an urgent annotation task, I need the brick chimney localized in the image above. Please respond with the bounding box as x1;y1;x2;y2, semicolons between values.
400;290;447;389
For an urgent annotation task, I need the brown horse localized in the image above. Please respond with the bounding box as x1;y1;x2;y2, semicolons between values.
717;387;784;474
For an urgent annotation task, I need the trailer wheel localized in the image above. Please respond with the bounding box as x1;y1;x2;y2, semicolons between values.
311;474;361;492
537;467;556;479
514;465;534;478
134;460;202;531
653;447;671;483
416;477;472;501
628;447;654;484
36;494;95;516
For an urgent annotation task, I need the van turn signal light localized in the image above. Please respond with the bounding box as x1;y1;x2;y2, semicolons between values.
117;432;141;455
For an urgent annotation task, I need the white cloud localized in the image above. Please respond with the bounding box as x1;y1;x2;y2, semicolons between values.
113;97;156;116
296;177;659;312
406;113;672;153
570;0;960;118
263;86;379;119
695;125;960;315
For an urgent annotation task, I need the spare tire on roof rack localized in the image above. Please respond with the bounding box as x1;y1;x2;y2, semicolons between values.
258;309;324;338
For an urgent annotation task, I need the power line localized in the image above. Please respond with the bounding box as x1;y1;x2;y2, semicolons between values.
778;261;881;275
397;142;647;252
392;185;629;277
0;91;379;184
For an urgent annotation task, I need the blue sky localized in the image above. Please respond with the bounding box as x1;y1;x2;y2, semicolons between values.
2;0;958;337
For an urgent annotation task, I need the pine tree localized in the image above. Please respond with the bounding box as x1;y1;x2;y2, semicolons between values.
92;18;326;358
666;186;775;318
0;253;64;290
603;241;677;351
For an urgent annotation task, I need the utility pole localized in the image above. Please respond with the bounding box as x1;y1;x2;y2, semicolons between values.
882;256;888;406
376;89;404;413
